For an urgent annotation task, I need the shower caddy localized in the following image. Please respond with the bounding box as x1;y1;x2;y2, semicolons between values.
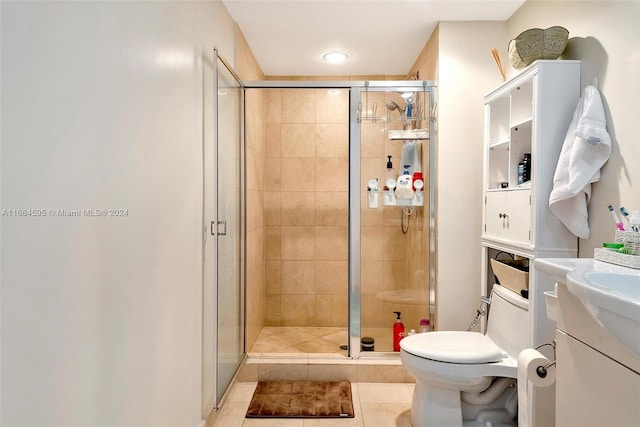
357;80;434;209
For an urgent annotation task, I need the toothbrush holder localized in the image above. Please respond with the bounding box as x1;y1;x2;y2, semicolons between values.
615;230;640;255
368;190;379;209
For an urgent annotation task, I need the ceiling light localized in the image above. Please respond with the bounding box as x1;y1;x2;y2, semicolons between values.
322;50;350;64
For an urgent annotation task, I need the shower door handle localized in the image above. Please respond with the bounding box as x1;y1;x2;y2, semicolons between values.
218;220;227;236
211;220;227;236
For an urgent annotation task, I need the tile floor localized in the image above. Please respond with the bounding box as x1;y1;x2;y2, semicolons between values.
233;326;412;425
212;382;414;427
250;327;348;354
250;327;394;354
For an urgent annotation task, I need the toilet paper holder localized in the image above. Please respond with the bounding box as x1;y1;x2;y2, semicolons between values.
534;341;556;378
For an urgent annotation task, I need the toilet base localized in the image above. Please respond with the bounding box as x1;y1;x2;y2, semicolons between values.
409;380;518;427
411;381;463;427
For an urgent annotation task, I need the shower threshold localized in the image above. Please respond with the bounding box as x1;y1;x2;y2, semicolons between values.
240;326;410;383
239;351;411;384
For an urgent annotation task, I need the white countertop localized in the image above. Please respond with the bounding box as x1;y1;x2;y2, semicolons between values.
534;257;640;284
534;257;640;357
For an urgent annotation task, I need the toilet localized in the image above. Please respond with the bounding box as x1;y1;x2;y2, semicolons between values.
400;284;530;427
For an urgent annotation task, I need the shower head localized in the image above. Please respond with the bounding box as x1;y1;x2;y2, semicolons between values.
386;100;405;114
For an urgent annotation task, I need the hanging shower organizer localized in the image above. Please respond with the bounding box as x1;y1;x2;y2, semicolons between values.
357;81;433;209
356;80;434;132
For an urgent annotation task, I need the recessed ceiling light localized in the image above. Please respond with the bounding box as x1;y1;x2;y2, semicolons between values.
322;50;350;64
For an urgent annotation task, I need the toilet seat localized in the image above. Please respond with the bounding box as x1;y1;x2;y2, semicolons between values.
400;331;504;363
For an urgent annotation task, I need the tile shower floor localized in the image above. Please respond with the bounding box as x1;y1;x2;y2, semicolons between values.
213;382;414;427
250;327;394;354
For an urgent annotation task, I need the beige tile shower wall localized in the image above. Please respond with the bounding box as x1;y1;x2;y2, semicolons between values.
245;89;266;350
404;167;429;333
408;25;438;330
407;91;431;334
359;91;430;334
264;88;349;327
236;26;266;351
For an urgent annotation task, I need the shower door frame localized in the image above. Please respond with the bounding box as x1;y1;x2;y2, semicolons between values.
243;80;437;358
203;49;246;416
349;81;437;358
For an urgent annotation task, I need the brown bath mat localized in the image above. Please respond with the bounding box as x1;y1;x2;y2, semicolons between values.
246;380;355;418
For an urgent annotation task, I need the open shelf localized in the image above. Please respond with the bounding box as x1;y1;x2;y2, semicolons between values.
388;129;429;140
382;193;424;206
489;139;509;150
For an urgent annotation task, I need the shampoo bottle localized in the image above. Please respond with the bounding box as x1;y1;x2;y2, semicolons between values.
630;211;640;232
412;171;424;192
393;311;405;352
397;165;413;189
395;165;414;200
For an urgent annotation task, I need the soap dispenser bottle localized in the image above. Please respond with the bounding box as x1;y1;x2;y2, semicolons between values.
393;311;405;352
384;155;395;189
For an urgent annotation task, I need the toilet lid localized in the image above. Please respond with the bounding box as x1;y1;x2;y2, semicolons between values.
400;331;504;363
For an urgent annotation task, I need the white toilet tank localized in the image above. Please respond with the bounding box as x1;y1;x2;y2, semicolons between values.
485;284;530;359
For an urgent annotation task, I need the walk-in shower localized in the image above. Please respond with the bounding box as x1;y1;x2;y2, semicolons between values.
242;80;437;358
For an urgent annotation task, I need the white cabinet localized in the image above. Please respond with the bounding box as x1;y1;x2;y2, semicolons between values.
482;60;580;252
555;282;640;426
481;60;581;312
484;190;531;244
480;60;581;427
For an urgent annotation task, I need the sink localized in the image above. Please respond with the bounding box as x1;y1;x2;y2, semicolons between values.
566;270;640;356
534;258;586;284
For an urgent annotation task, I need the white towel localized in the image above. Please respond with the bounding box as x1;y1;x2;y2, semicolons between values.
549;85;612;239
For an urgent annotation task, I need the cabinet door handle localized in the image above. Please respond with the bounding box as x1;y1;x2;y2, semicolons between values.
499;213;509;219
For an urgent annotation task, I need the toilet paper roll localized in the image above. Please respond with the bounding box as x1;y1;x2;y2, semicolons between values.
517;348;555;427
518;348;556;388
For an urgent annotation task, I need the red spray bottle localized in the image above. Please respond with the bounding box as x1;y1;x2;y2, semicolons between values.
393;311;405;352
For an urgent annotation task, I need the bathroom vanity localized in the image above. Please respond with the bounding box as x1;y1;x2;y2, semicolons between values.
535;258;640;426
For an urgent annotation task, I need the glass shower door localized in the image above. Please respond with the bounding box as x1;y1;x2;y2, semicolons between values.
349;81;435;356
215;55;244;404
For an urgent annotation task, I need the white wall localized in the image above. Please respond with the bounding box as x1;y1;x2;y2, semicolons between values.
436;22;507;330
508;0;640;256
435;1;640;329
0;1;235;425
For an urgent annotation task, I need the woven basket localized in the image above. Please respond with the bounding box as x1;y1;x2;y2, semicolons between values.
508;26;569;69
594;248;640;269
615;230;640;256
490;258;529;294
